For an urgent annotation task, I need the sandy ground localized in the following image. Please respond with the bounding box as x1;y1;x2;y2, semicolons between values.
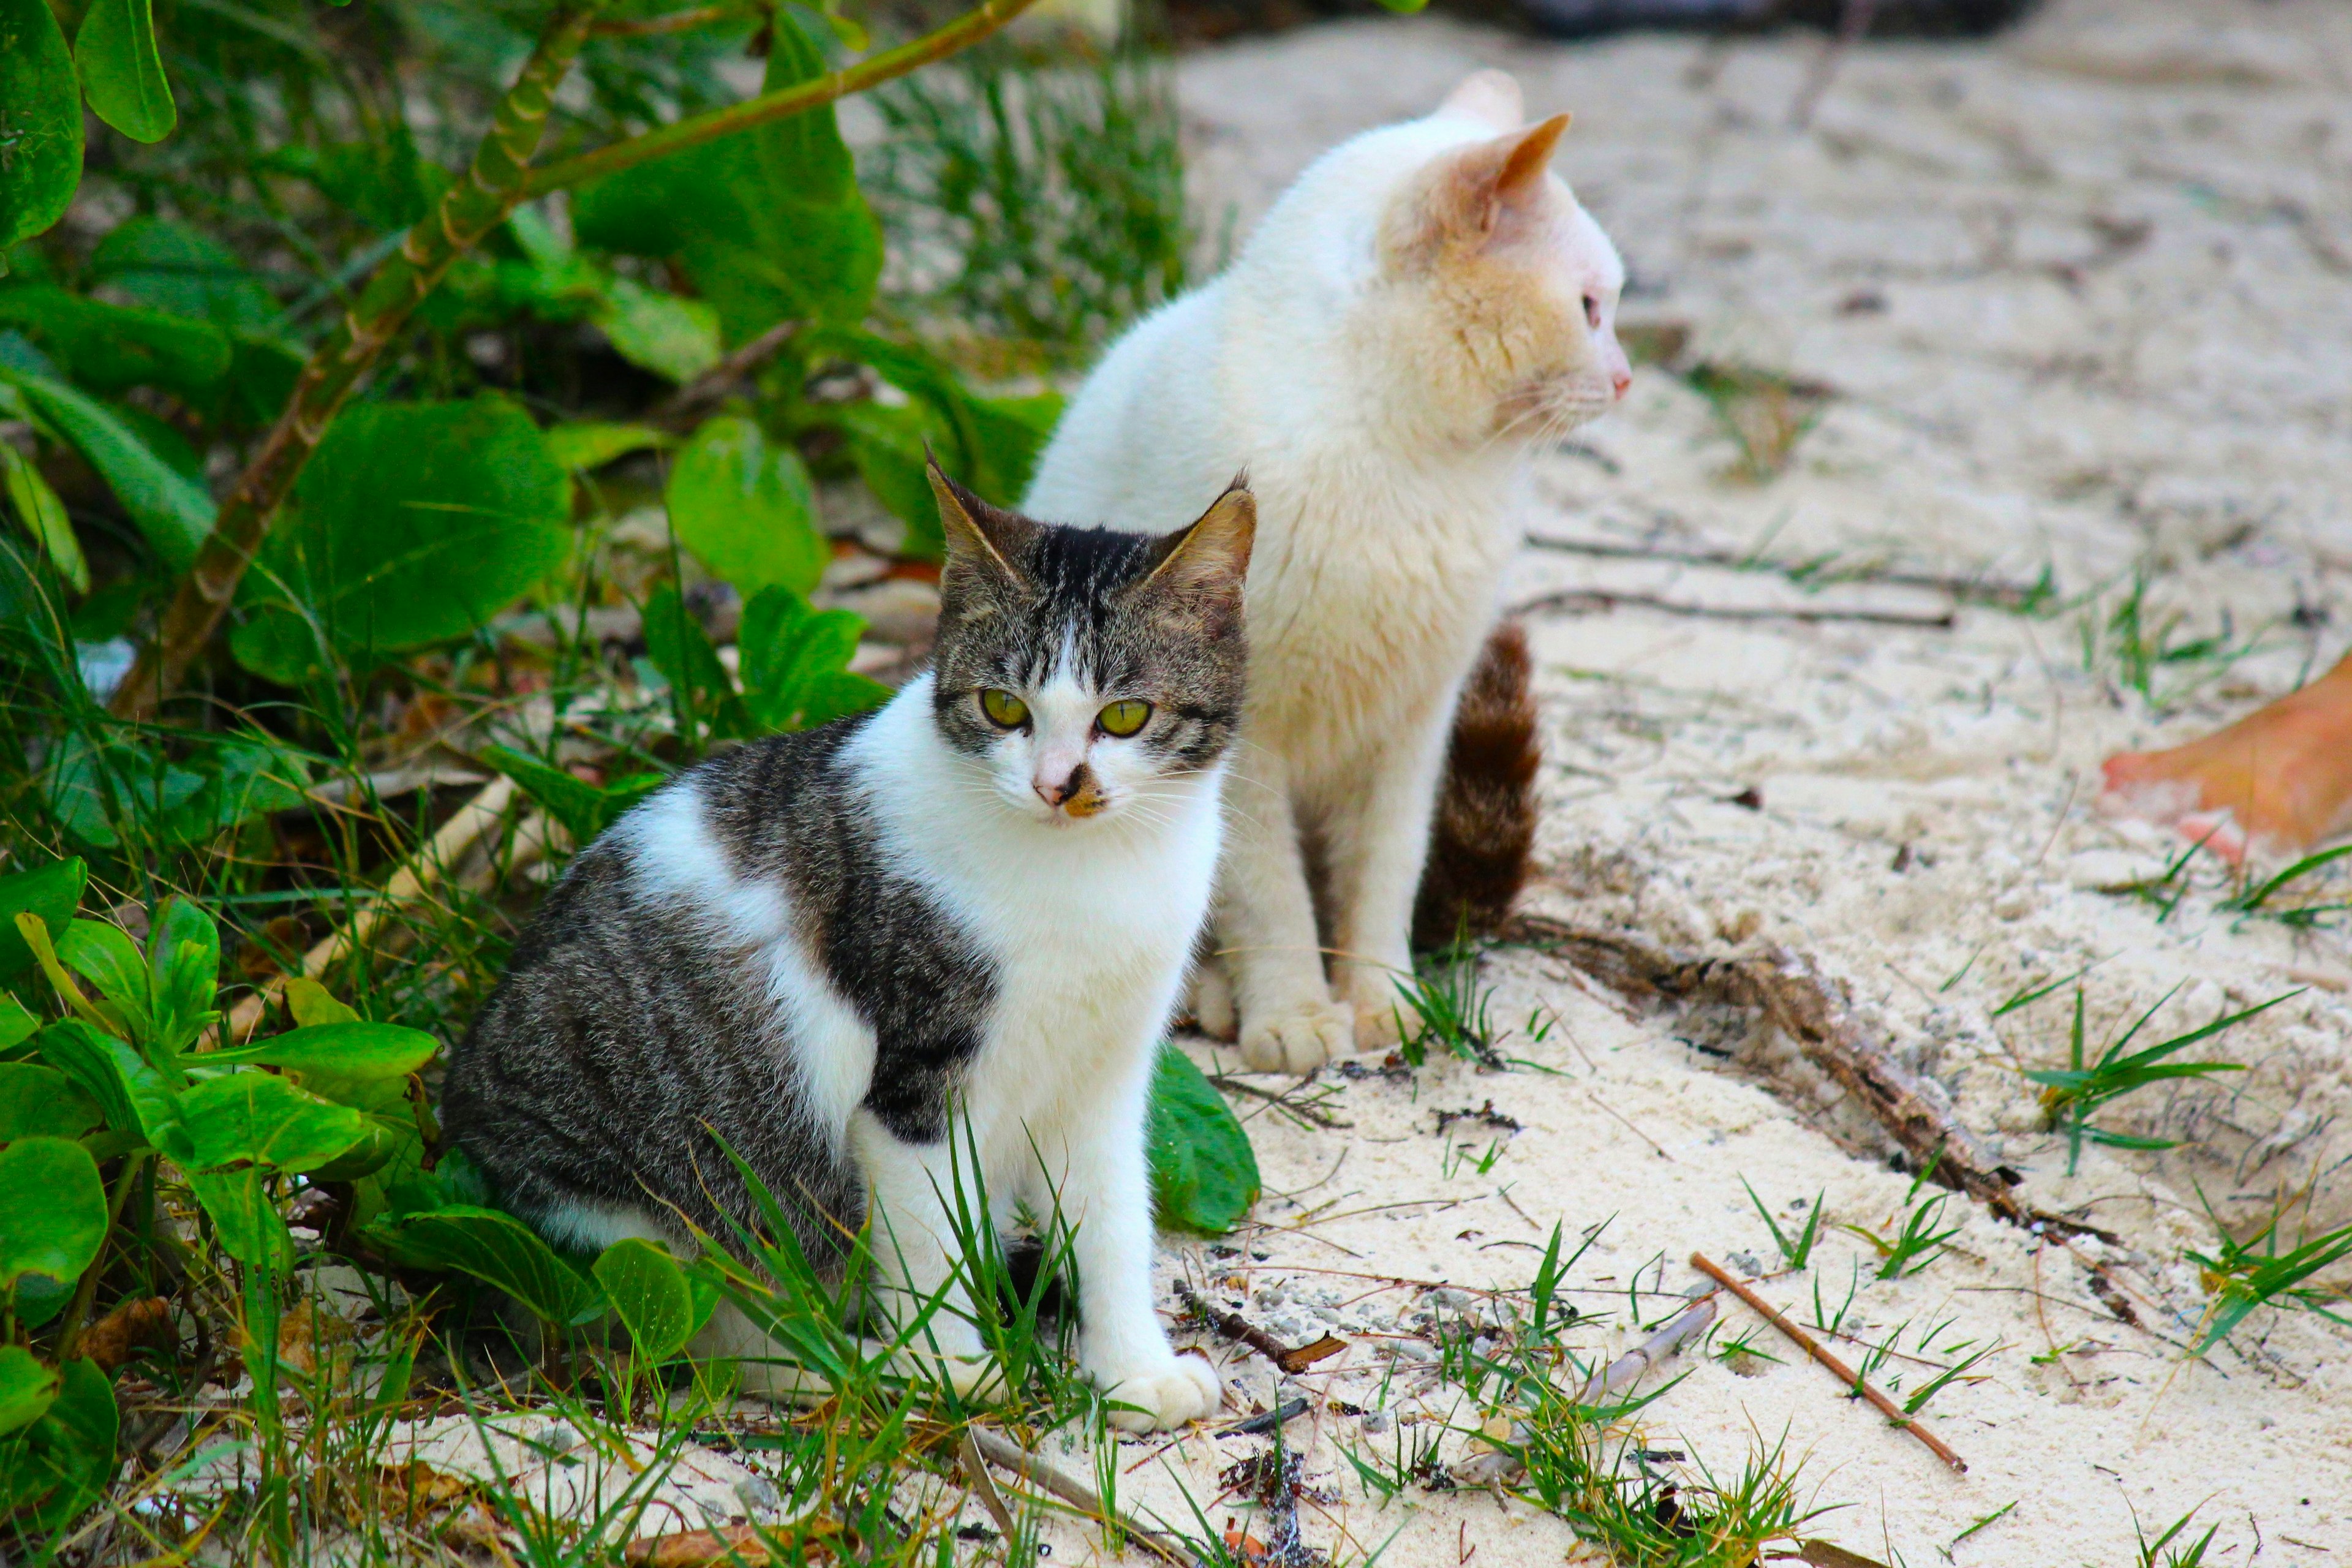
1025;4;2352;1564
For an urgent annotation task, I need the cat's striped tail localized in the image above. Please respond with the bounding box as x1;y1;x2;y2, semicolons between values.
1412;620;1540;951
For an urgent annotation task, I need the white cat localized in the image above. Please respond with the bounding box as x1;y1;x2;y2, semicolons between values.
1025;70;1631;1071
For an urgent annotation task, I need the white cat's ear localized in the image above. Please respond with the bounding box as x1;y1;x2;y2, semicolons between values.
1413;111;1572;252
927;456;1033;582
1137;480;1255;600
1438;70;1523;132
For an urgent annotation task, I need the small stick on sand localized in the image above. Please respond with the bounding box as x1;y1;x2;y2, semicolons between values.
1575;1292;1717;1405
1175;1281;1347;1374
1509;587;1955;630
965;1428;1194;1566
1691;1252;1966;1476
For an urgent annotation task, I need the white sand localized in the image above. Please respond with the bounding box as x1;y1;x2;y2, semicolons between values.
1026;4;2352;1562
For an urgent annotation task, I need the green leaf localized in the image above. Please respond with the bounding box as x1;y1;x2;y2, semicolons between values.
0;992;34;1050
0;287;232;398
641;584;750;742
0;1357;115;1530
202;1020;440;1082
177;1070;367;1173
1145;1044;1259;1235
58;918;151;1045
232;396;570;683
187;1166;290;1268
74;0;176;142
368;1205;608;1327
0;1135;106;1293
1;440;88;593
91;217;278;333
147;896;220;1060
0;856;83;982
593;279;722;383
480;743;661;846
0;1063;104;1141
594;1237;696;1362
301;1118;400;1182
543;421;673;472
0;360;214;569
737;587;886;733
666;414;828;597
0;0;83;249
284;978;358;1028
0;1345;60;1436
571;12;880;340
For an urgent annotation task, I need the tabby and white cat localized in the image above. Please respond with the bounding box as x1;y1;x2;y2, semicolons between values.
1026;70;1629;1072
442;465;1254;1431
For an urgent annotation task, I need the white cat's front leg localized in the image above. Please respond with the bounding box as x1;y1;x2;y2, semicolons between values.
847;1112;1005;1401
1325;710;1455;1051
1217;742;1355;1072
1055;1080;1221;1433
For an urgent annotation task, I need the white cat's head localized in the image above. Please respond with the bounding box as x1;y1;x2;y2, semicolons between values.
925;462;1256;831
1352;73;1630;445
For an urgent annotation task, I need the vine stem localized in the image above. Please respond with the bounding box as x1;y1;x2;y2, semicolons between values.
109;0;1041;723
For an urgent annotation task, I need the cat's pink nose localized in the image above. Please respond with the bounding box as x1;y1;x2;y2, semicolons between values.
1611;369;1632;399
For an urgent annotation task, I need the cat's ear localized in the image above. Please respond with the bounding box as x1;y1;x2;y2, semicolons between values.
1135;478;1255;601
1410;112;1572;255
1437;70;1523;133
927;456;1034;586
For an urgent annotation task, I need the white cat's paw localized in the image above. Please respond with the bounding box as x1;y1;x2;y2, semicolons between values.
1190;959;1238;1041
1239;998;1353;1073
1335;963;1412;1055
1095;1352;1223;1433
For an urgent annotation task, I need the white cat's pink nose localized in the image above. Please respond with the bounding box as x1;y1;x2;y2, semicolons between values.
1611;368;1632;399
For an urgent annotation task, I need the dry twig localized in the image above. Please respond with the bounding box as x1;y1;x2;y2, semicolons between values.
1692;1252;1966;1475
965;1428;1194;1565
1175;1281;1346;1374
1509;586;1954;630
1575;1292;1716;1404
1521;532;2046;610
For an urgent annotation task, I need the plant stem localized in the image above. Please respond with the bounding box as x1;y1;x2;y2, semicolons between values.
55;1152;151;1363
521;0;1043;197
108;1;614;723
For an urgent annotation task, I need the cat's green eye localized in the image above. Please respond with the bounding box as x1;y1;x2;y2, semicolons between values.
979;688;1030;729
1096;699;1152;737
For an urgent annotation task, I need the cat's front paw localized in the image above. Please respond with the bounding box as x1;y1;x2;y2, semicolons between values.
1334;965;1411;1055
1240;998;1353;1073
1094;1352;1223;1433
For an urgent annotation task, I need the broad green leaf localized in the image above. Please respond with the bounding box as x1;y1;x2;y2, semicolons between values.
91;217;277;333
0;363;214;569
0;1345;59;1435
0;0;82;251
0;991;34;1049
32;1022;138;1139
203;1020;439;1082
301;1118;399;1182
0;441;87;593
147;897;220;1060
0;857;83;982
177;1071;366;1174
737;587;886;734
1145;1044;1259;1235
232;396;569;683
594;279;721;383
0;287;231;398
666;415;827;597
480;744;661;846
0;1136;106;1292
641;584;750;742
58;918;152;1046
572;13;880;339
1;1357;114;1530
544;421;671;472
285;978;358;1028
369;1205;608;1327
594;1237;696;1362
74;0;176;141
187;1166;290;1268
0;1063;103;1141
831;400;940;557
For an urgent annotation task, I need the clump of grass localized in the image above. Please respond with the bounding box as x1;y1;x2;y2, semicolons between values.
2185;1197;2352;1354
1740;1179;1824;1271
1839;1185;1961;1281
2135;1505;2222;1568
1682;362;1833;482
2220;842;2352;930
869;39;1194;366
2026;986;2298;1174
2076;568;2267;714
1392;942;1507;1070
